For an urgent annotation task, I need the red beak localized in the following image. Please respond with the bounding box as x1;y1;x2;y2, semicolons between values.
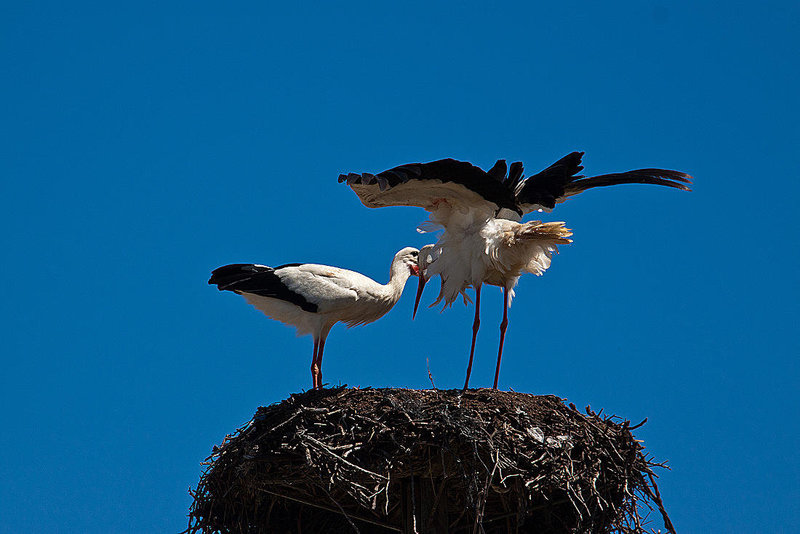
412;275;426;320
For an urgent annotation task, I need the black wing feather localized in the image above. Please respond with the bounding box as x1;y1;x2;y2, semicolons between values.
342;152;692;215
515;152;586;210
504;161;525;192
208;264;318;313
516;152;692;210
486;159;507;182
339;158;521;214
562;169;692;197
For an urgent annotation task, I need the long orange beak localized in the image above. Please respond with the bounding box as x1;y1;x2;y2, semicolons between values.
412;275;426;320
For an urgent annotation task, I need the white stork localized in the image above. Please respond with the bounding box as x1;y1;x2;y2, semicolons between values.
339;152;692;390
208;247;421;390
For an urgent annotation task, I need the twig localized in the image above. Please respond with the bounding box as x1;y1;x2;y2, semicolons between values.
302;433;388;481
426;357;436;390
647;472;676;534
259;489;402;532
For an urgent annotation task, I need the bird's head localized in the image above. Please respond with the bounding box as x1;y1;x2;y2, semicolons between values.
413;244;436;320
393;247;421;278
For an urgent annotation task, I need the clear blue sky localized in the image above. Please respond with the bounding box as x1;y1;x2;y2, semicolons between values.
2;2;798;532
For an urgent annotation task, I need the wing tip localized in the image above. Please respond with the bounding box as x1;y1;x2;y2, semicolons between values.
636;169;694;185
338;172;380;186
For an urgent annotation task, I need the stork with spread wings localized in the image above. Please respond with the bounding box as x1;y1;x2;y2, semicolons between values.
339;152;692;390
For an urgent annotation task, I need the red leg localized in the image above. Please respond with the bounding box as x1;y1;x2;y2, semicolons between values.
311;338;320;390
463;284;481;391
493;287;510;390
316;338;326;390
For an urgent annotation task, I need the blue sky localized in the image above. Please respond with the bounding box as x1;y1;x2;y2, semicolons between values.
2;1;798;532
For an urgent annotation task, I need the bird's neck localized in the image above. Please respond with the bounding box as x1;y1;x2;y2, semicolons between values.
384;261;412;302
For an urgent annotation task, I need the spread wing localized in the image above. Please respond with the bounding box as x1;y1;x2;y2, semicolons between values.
340;153;692;219
339;158;521;216
515;152;692;213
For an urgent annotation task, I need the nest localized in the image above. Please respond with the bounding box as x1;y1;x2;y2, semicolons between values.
186;387;674;533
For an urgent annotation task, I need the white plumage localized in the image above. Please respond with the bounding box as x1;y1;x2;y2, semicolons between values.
341;152;691;390
419;208;571;308
416;215;572;390
209;247;420;390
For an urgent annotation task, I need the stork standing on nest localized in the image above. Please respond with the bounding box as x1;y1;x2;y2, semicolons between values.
413;220;572;390
340;152;692;390
209;247;421;390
